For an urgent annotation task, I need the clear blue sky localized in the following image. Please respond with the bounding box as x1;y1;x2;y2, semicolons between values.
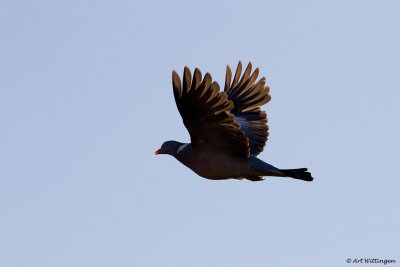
1;0;399;266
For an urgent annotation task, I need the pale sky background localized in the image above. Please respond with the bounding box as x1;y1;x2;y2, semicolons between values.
1;0;399;266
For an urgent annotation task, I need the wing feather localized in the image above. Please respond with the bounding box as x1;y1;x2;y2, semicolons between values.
172;67;250;158
225;61;271;156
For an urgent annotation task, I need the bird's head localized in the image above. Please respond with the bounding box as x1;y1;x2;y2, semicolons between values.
155;141;183;156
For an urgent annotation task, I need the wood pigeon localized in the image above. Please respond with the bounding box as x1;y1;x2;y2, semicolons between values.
155;61;313;182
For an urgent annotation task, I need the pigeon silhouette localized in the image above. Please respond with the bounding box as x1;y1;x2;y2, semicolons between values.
155;61;313;182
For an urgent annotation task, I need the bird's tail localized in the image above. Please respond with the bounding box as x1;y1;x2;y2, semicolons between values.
280;168;313;182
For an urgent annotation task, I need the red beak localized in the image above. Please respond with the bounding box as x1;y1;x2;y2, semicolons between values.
155;149;161;155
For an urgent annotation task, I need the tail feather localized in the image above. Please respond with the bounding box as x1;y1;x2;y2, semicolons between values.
280;168;313;182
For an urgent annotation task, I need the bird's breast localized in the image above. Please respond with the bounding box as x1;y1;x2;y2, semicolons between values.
177;148;250;180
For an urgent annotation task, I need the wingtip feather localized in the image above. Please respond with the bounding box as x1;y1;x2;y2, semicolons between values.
224;65;232;92
172;70;182;95
183;66;192;93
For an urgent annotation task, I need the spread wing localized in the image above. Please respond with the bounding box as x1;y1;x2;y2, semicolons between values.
173;67;250;158
224;61;271;156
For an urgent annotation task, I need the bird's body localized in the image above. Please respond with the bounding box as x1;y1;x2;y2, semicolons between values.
174;142;259;180
156;61;314;182
169;141;308;181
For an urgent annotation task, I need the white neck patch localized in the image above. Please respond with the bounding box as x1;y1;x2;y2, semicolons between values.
177;143;189;154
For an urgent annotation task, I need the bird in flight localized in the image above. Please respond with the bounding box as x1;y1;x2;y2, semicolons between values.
155;61;313;182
